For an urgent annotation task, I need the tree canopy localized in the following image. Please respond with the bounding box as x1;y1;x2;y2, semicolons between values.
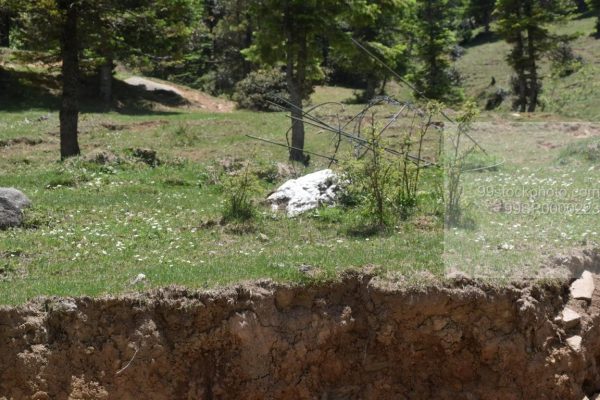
0;0;590;159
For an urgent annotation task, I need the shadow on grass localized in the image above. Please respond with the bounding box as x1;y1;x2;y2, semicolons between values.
0;67;184;116
462;31;501;49
0;67;59;110
574;10;597;21
344;222;393;238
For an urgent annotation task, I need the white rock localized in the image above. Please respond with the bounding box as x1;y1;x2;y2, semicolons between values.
566;335;582;352
52;300;78;313
499;243;514;250
267;169;339;216
561;308;581;329
131;273;147;285
571;271;595;301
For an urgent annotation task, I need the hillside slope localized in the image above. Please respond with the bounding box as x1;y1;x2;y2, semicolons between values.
0;48;233;113
456;16;600;121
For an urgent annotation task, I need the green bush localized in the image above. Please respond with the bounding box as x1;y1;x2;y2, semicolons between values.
342;130;398;228
549;41;583;78
222;167;261;223
444;102;478;227
233;69;289;112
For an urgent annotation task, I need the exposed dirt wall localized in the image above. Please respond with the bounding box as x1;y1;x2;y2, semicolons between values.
0;270;598;400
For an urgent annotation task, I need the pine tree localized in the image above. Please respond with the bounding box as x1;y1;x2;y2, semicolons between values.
211;0;254;94
57;0;80;159
412;0;464;103
244;1;353;164
588;0;600;36
468;0;496;33
331;0;413;101
16;0;199;158
0;0;13;47
496;0;573;112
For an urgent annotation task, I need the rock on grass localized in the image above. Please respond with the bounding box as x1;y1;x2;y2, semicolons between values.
267;169;339;217
0;188;31;211
0;197;23;230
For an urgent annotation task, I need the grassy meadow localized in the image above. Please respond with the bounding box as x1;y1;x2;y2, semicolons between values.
0;101;445;305
2;15;600;305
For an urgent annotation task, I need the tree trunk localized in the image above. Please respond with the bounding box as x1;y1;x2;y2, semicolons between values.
525;4;538;112
483;12;491;34
575;0;587;12
379;75;388;96
284;5;308;165
58;0;81;160
0;10;10;47
99;59;113;105
288;82;306;164
526;41;538;112
514;33;527;112
363;76;378;102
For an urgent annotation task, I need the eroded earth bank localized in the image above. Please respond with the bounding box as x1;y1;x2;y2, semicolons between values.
3;252;600;399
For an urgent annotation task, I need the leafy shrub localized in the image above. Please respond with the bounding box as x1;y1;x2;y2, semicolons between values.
222;166;261;222
443;101;479;227
450;45;466;61
254;161;279;183
341;103;438;229
343;124;424;227
172;124;200;147
342;137;396;228
550;41;583;78
483;87;509;110
233;69;288;111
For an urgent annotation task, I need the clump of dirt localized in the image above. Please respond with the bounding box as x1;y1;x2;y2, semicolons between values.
0;137;44;148
3;266;600;399
100;120;168;132
129;148;160;167
83;149;121;165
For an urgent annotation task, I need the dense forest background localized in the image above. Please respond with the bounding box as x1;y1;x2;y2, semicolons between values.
1;0;599;159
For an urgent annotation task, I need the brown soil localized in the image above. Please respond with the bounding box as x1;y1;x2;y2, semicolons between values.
2;264;600;400
100;120;168;132
0;137;44;148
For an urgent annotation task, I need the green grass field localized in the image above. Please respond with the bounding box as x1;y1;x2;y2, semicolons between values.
0;103;445;305
2;15;600;305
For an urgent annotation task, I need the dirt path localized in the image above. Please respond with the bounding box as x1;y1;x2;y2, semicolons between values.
124;76;235;113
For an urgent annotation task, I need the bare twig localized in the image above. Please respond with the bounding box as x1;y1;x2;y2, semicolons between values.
349;37;488;155
116;347;139;376
246;135;339;163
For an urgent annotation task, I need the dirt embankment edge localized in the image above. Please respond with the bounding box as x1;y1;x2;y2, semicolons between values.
1;266;600;399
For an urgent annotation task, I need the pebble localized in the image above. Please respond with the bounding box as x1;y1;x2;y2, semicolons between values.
561;308;581;329
566;335;582;353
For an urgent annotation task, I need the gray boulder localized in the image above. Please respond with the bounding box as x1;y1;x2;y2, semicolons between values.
0;197;23;230
0;188;31;210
